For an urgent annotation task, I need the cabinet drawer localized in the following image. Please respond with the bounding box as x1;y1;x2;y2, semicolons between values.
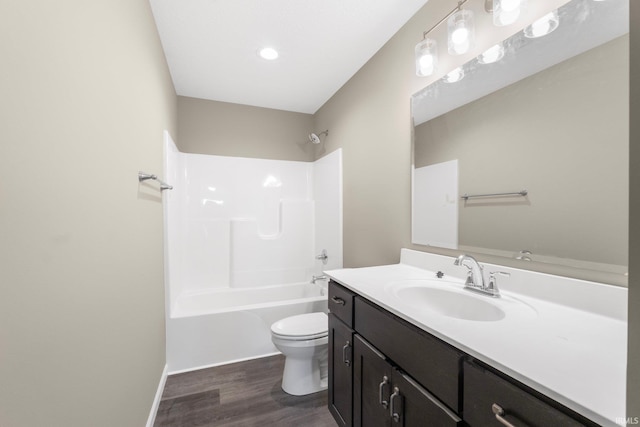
329;281;356;327
354;297;463;413
463;360;597;427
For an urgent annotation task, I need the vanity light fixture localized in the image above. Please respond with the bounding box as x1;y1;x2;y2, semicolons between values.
415;38;438;76
443;66;465;83
523;10;559;38
448;9;475;55
478;42;505;64
258;47;279;60
415;0;471;76
492;0;527;27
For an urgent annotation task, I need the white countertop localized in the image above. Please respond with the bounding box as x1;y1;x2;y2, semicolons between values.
325;250;627;427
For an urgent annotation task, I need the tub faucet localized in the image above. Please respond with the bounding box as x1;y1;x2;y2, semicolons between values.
311;274;328;284
454;254;491;296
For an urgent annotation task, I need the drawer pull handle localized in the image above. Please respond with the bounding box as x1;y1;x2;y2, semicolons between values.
390;386;402;423
342;341;351;367
492;404;516;427
331;296;346;305
378;376;389;408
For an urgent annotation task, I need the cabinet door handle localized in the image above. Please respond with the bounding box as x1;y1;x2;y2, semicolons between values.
342;341;351;367
331;296;345;305
390;386;402;423
492;404;516;427
378;376;389;408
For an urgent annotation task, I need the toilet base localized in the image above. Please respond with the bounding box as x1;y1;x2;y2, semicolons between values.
281;347;328;396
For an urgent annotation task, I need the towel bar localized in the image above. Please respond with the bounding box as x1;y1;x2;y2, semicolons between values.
461;190;527;200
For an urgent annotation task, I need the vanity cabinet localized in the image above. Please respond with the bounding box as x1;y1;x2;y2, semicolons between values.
328;282;356;427
328;280;600;427
329;313;354;427
353;335;461;427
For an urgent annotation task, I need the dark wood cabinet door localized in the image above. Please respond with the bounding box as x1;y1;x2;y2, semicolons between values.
354;335;463;427
353;335;392;427
391;370;462;427
329;313;354;427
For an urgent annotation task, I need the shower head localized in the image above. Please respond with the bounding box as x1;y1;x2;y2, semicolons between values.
308;130;329;144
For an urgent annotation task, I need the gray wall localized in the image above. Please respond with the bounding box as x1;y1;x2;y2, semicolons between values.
414;36;628;270
178;96;315;161
0;1;176;425
629;0;639;420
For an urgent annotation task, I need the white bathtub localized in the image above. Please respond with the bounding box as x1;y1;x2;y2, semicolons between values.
166;282;328;373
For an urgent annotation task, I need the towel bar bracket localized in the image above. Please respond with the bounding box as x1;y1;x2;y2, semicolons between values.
138;171;173;191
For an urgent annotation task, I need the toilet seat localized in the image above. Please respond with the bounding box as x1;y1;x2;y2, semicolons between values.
271;312;328;341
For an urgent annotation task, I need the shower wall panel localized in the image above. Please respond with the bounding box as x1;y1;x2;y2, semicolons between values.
165;140;342;310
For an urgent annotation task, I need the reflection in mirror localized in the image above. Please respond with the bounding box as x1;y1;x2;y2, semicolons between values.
411;0;629;278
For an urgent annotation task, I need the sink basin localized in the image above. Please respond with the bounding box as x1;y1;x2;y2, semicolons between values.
385;279;536;322
395;286;505;321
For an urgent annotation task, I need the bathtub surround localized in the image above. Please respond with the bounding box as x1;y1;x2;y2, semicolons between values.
164;137;342;372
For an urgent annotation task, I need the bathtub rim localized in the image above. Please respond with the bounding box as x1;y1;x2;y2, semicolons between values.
170;281;328;319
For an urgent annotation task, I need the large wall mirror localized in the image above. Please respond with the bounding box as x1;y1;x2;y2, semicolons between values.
411;0;629;281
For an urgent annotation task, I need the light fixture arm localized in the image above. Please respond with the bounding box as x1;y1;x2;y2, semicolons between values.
421;0;468;40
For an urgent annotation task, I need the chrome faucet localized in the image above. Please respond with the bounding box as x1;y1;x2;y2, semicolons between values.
454;254;484;288
311;274;328;284
454;254;505;297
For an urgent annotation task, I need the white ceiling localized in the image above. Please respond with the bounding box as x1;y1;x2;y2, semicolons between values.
149;0;429;114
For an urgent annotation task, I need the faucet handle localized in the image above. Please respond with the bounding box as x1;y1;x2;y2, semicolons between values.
487;271;510;293
315;249;328;264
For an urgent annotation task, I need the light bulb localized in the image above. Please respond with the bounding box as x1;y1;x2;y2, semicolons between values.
451;27;469;45
420;54;434;69
448;9;475;55
524;10;559;38
493;0;526;26
443;67;465;83
258;47;279;60
478;42;505;64
415;38;438;77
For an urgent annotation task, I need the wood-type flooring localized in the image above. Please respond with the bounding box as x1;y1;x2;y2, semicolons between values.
154;354;336;427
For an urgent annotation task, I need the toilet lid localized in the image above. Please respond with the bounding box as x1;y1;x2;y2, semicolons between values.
271;312;328;340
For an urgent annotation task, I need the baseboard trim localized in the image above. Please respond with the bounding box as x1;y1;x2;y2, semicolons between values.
146;363;168;427
168;351;282;375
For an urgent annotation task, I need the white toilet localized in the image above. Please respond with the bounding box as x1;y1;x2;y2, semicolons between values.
270;312;329;396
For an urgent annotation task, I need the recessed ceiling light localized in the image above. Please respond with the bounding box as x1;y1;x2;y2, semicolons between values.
258;47;279;60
